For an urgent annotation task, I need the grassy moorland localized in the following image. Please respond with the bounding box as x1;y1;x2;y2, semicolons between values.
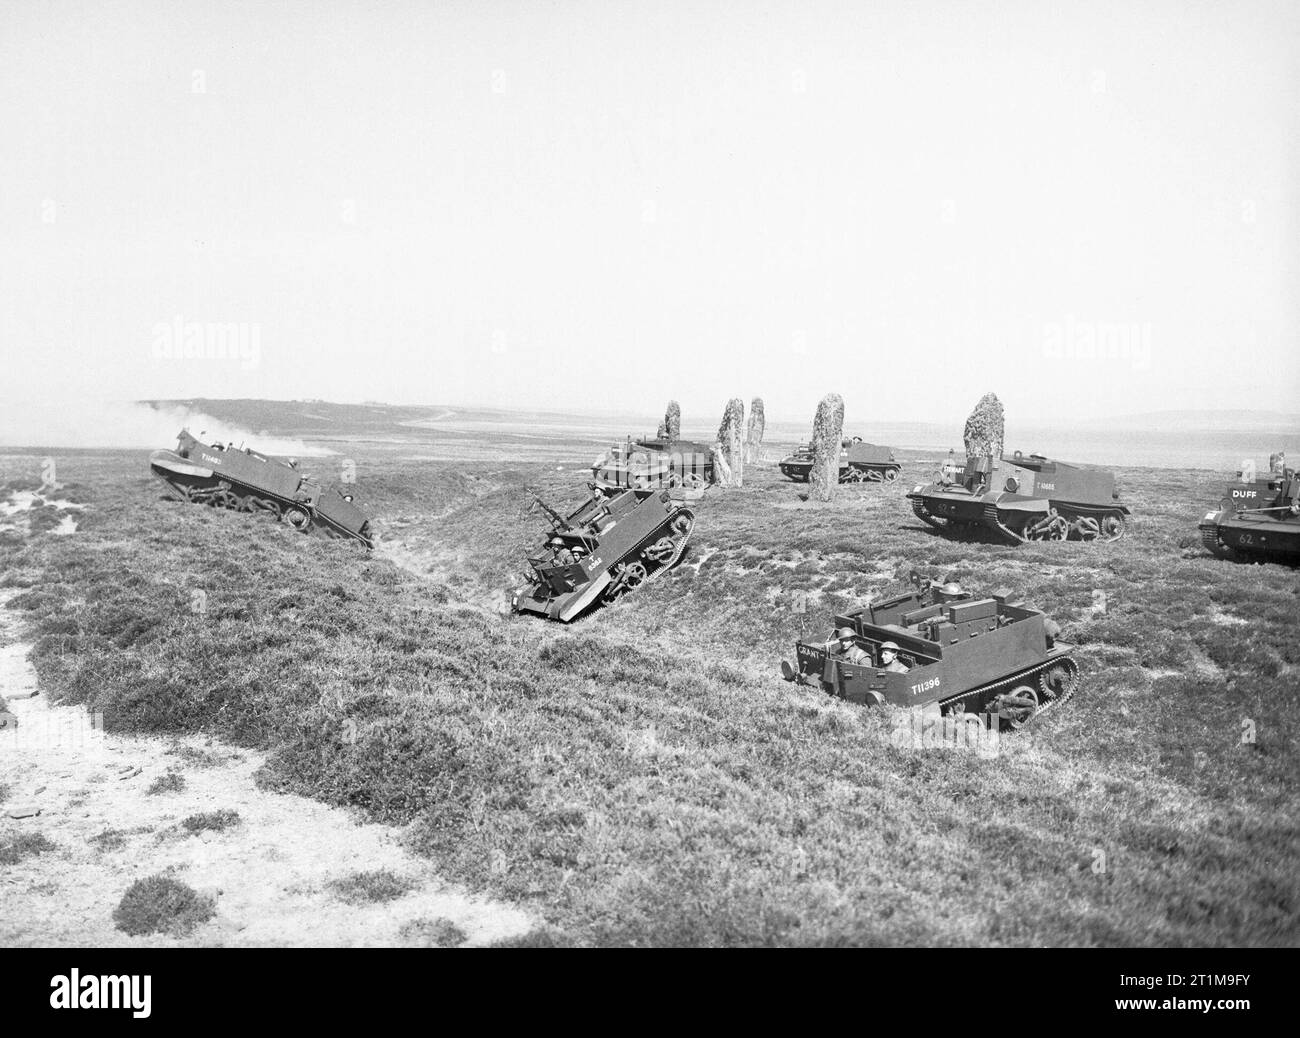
0;436;1296;947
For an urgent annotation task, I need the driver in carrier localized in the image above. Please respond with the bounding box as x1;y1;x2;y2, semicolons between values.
829;626;870;665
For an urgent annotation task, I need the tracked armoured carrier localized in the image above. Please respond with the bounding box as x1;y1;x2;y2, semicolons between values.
510;484;694;621
907;451;1128;544
779;437;901;483
149;430;373;547
779;576;1078;729
1200;466;1300;563
591;436;713;491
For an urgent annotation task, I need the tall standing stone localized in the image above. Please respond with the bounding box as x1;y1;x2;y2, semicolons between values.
709;444;732;487
663;400;681;442
809;394;845;502
963;392;1005;458
715;398;745;486
744;397;766;465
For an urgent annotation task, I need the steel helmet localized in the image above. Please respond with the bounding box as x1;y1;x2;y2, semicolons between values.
836;627;855;640
880;641;900;652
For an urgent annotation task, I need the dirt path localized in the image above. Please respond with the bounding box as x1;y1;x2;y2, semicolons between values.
0;590;535;947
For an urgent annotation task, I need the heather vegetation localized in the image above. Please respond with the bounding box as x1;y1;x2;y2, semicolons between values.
113;874;215;936
330;869;417;905
0;830;56;865
1;437;1296;946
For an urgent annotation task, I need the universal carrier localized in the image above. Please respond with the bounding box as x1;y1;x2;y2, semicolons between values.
907;450;1128;543
779;437;901;483
149;430;374;547
1200;465;1300;564
781;578;1079;729
591;435;713;492
510;484;694;622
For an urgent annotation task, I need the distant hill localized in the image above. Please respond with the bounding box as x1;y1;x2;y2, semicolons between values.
1073;409;1300;432
143;399;659;433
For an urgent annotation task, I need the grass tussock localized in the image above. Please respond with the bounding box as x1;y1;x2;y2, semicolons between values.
89;828;129;851
181;809;240;833
330;869;416;905
0;830;56;865
3;447;1298;946
146;771;186;795
113;874;215;936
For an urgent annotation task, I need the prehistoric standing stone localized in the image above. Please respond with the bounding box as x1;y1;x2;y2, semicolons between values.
715;398;745;486
963;392;1005;458
809;394;845;502
663;400;681;442
744;397;766;465
709;444;732;487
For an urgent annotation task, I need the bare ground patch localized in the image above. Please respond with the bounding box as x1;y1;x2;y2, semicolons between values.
0;591;534;947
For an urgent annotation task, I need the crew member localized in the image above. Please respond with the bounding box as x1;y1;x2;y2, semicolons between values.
831;626;870;665
879;641;910;674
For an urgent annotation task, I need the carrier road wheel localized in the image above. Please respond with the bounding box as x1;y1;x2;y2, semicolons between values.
1039;659;1079;702
604;559;648;602
643;536;676;563
997;685;1040;729
621;560;647;591
1074;516;1101;541
282;507;311;532
1099;514;1126;541
883;467;899;482
1023;512;1068;541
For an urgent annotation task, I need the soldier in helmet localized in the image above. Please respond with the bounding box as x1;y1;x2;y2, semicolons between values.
879;641;910;673
830;626;871;665
550;537;576;566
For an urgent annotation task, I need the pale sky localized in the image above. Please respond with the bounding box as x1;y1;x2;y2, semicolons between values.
2;0;1297;426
